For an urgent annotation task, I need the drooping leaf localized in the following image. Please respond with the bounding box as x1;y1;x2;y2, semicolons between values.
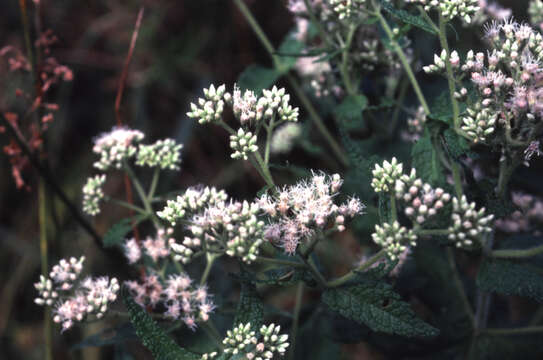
233;282;264;331
122;291;199;360
72;323;137;350
237;65;280;94
322;276;439;338
411;131;445;186
379;0;438;35
477;258;543;302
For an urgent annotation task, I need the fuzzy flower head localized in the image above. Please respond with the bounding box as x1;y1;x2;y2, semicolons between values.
82;175;106;216
142;227;174;262
136;138;183;170
92;127;144;170
270;122;302;155
448;195;494;248
371;158;403;193
372;221;417;261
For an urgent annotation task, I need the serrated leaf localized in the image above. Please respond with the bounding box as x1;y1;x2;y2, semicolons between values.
233;282;264;331
477;258;543;302
237;65;280;94
443;128;470;160
322;277;439;338
379;0;437;34
123;291;199;360
411;131;444;185
102;217;143;248
334;95;368;131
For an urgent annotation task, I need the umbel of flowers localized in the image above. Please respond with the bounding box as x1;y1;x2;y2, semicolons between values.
34;256;119;331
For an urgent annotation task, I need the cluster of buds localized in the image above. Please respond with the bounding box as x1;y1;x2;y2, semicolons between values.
495;191;543;234
125;273;214;330
230;128;259;160
259;173;364;254
529;0;543;30
406;0;480;23
461;101;498;142
260;86;300;123
123;228;174;264
422;49;460;74
371;158;403;193
135;139;183;170
329;0;366;20
448;195;494;248
34;256;119;331
82;174;106;216
470;1;512;26
92;127;144;170
202;322;289;360
187;84;226;124
405;106;427;141
394;169;452;225
170;198;265;264
158;186;228;226
270;123;302;155
372;221;417;261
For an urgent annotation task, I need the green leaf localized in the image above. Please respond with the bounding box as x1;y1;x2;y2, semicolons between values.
411;131;444;185
237;65;280;94
443;128;470;160
334;95;368;131
472;333;543;359
276;35;305;72
428;91;454;124
122;291;199;360
322;276;439;338
233;282;264;331
102;219;134;248
72;323;137;350
477;258;543;302
379;0;437;35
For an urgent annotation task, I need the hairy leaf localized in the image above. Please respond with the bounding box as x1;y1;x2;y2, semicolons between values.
123;291;199;360
443;128;470;160
334;95;368;131
379;0;437;35
103;219;133;248
411;131;444;186
237;65;280;94
233;282;264;330
322;277;439;338
477;258;543;302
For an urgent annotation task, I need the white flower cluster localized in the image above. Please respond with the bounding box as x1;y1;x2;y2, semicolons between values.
422;49;460;74
170;196;265;264
406;0;480;23
529;0;543;30
125;273;215;330
202;322;289;360
82;174;106;216
136;139;183;170
92;127;144;170
372;221;417;261
461;101;497;142
157;186;228;226
34;256;119;332
371;157;403;193
330;0;366;20
270;123;302;155
123;228;174;264
395;169;452;225
448;195;494;248
187;84;226;124
259;173;364;255
230;128;259;160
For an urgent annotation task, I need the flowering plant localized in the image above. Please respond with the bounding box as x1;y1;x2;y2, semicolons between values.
2;0;543;359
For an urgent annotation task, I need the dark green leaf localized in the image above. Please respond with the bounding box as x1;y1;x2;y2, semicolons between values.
411;131;444;185
473;333;543;359
322;276;439;338
233;282;264;330
72;323;137;350
123;291;199;360
379;0;437;35
276;36;305;72
237;65;280;94
443;128;470;160
334;95;368;131
477;259;543;302
103;218;141;248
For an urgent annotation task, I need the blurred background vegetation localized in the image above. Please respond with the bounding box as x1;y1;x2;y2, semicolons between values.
0;0;534;359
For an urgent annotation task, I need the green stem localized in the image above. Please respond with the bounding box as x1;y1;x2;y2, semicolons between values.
375;6;430;115
339;24;357;96
39;179;53;360
450;161;463;198
148;168;160;200
288;282;304;360
437;14;460;130
124;163;159;225
300;236;320;258
482;326;543;336
491;245;543;259
299;255;327;288
200;253;219;285
390;193;397;222
416;229;451;236
253;152;275;188
108;197;148;216
256;257;306;268
264;116;275;165
232;0;349;167
447;248;475;327
327;249;387;287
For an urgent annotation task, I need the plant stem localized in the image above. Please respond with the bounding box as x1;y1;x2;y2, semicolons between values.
108;198;148;216
299;255;327;288
39;179;53;360
450;161;463;198
288;282;304;360
200;253;219;285
232;0;349;166
148;168;160;200
416;229;451;236
327;249;387;287
300;236;320;258
256;257;306;268
482;326;543;336
253;152;275;188
390;193;397;222
124;163;158;224
200;320;224;350
264;116;275;165
446;248;475;327
375;6;430;115
339;24;357;97
491;244;543;259
437;14;460;130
